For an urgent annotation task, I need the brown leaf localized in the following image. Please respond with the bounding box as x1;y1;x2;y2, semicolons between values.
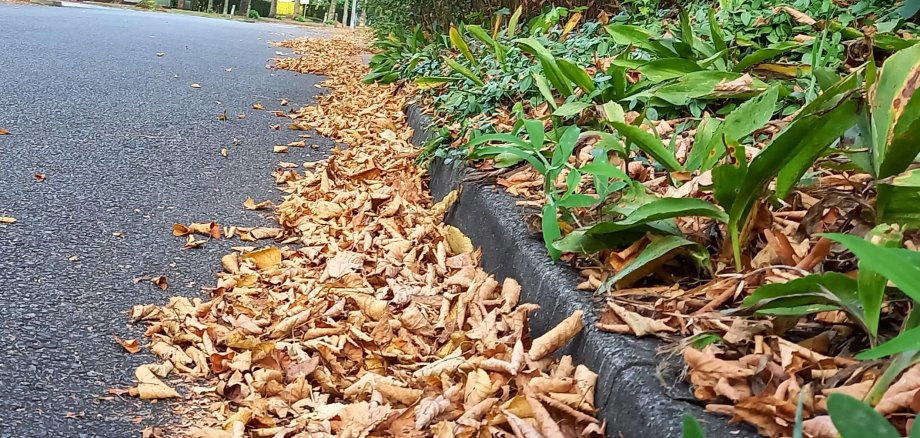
150;276;168;290
240;246;281;270
598;302;675;337
191;83;201;88
877;364;920;415
34;173;46;182
114;336;141;354
252;103;265;110
0;216;16;224
0;128;10;135
529;310;584;360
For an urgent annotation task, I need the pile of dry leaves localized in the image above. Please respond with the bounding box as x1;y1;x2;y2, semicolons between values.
123;34;604;437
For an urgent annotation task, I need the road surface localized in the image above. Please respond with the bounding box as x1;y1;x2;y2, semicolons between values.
0;4;330;436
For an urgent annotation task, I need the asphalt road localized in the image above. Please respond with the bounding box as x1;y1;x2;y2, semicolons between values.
0;5;331;436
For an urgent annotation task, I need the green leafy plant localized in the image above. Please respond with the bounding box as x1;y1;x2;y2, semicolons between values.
248;9;261;19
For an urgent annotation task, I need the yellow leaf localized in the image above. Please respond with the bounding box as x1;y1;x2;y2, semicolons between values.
444;225;473;255
0;216;16;224
240;246;281;270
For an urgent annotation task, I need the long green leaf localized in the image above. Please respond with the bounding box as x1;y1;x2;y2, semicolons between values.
877;168;920;228
740;273;863;325
724;98;858;268
708;7;727;57
870;43;920;178
682;416;706;438
858;325;920;360
517;38;574;96
828;394;900;438
734;41;801;71
775;98;859;198
472;146;546;174
636;58;703;83
507;5;522;37
604;235;707;288
588;198;727;235
449;26;477;66
822;233;920;303
465;24;506;64
533;73;558;109
443;56;484;86
698;86;779;171
858;225;904;337
542;203;562;260
609;122;683;171
466;133;533;150
553;101;592;117
557;59;596;93
604;24;675;57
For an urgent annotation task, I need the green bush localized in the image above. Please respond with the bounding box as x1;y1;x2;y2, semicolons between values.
248;9;261;19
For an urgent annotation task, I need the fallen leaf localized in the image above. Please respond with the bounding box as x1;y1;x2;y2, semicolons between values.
273;145;288;153
280;98;289;106
252;103;265;110
34;173;46;182
220;148;228;157
444;225;473;255
529;310;584;360
150;276;168;290
114;336;141;354
240;246;281;270
0;216;16;224
156;52;165;57
191;83;201;88
0;129;10;135
243;197;272;210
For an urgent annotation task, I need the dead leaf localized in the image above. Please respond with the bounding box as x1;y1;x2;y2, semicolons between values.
150;276;168;290
0;216;16;224
529;310;584;360
0;129;10;135
114;336;141;354
243;197;272;210
191;83;201;88
156;52;165;57
240;246;282;270
34;173;46;182
252;103;265;110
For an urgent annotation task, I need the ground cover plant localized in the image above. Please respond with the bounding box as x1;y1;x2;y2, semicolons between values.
365;0;920;435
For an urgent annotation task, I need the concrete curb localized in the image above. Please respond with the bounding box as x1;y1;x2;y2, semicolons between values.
408;105;755;438
30;0;63;6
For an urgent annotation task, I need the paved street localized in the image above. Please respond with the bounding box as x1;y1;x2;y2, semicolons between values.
0;5;330;436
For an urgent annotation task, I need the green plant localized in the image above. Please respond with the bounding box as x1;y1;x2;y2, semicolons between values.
138;0;158;10
248;9;261;19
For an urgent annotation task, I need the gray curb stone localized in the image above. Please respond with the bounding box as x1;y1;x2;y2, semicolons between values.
407;105;756;438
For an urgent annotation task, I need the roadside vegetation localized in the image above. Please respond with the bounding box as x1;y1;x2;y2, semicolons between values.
363;0;920;436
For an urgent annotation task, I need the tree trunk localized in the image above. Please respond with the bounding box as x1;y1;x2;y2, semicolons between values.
222;0;229;14
241;0;250;15
207;0;214;12
342;0;349;26
325;0;335;23
269;0;277;17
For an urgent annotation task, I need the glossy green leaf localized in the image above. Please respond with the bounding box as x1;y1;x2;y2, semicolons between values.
723;98;858;268
609;121;683;171
604;24;675;57
878;168;920;228
682;416;706;438
708;7;727;56
465;24;506;64
507;5;522;36
557;58;596;93
858;225;904;337
533;73;558;109
699;86;779;170
588;198;727;234
823;233;920;303
449;26;477;65
643;71;767;106
858;324;920;360
870;43;920;178
775;98;859;198
604;235;707;288
636;58;703;83
741;273;863;325
553;101;592;117
685;114;721;172
828;394;900;438
517;38;574;96
443;56;484;86
542;203;562;260
734;41;801;71
472;146;546;174
523;119;545;149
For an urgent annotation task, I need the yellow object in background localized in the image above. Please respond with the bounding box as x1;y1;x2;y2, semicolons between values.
276;0;295;16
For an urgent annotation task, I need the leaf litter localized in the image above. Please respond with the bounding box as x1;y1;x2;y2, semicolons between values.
124;33;603;437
